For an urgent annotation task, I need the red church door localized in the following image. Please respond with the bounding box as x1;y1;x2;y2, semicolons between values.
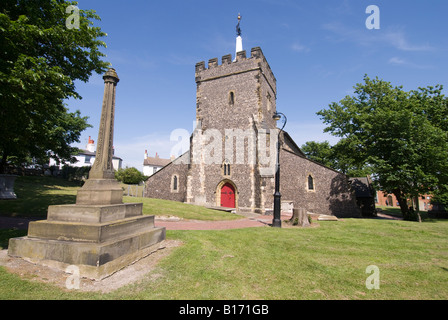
221;183;235;208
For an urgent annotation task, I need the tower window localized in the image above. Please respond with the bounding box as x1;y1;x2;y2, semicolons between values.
229;91;235;106
267;93;272;111
223;160;231;176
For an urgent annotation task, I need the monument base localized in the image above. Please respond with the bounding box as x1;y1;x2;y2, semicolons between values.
76;179;124;205
8;202;166;280
8;227;165;280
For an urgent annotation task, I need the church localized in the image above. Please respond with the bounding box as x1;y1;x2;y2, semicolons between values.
144;20;360;218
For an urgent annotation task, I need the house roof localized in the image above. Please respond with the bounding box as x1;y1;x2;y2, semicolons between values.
143;156;171;167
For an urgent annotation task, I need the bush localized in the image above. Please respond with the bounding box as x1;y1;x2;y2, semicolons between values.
115;167;146;185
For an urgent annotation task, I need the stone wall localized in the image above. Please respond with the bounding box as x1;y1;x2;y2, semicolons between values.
279;148;361;218
144;152;189;203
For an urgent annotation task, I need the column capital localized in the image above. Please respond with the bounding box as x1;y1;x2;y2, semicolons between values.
103;68;120;84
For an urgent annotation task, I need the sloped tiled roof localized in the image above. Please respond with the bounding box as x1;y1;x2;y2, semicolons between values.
143;156;171;167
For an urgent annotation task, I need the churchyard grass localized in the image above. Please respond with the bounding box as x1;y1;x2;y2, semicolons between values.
0;176;78;218
0;176;242;221
1;219;447;299
0;176;447;299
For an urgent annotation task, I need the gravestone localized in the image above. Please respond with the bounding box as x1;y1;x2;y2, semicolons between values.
8;68;165;280
0;175;18;199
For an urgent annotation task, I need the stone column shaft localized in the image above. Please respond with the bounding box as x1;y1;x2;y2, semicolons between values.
76;68;123;205
89;69;119;179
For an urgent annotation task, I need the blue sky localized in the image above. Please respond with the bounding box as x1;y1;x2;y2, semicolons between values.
66;0;448;170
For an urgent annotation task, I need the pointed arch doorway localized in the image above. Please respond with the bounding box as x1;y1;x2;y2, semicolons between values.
217;180;237;209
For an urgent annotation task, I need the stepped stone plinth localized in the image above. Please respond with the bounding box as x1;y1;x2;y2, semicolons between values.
8;68;165;280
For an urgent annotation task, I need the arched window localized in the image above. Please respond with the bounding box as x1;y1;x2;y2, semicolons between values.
173;175;178;190
229;91;235;106
171;174;179;193
267;93;272;111
222;160;231;177
307;174;314;191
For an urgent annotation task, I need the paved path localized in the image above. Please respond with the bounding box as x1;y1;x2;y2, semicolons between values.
155;214;292;230
0;214;292;231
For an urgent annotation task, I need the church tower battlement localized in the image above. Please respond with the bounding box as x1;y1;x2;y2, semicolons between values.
194;47;277;133
195;47;276;96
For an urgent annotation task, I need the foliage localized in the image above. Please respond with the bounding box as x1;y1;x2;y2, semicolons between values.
300;141;334;168
317;75;448;220
115;167;147;185
301;140;372;176
0;0;109;173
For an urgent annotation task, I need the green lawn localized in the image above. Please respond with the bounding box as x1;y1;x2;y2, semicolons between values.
0;176;447;300
0;176;242;221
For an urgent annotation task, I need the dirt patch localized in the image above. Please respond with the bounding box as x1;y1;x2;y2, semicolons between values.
0;239;182;293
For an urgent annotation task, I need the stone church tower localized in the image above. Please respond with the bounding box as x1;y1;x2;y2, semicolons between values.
144;22;361;218
186;47;278;213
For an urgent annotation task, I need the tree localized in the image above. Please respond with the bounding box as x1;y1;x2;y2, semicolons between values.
301;140;372;177
115;167;147;185
300;141;334;168
317;75;448;221
0;0;109;173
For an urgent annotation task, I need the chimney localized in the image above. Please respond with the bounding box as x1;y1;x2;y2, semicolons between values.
144;149;148;160
86;136;95;152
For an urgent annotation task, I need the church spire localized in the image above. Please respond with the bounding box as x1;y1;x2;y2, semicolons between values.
234;13;243;61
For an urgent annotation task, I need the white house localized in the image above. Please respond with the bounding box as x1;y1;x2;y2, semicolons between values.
49;136;123;170
142;150;171;176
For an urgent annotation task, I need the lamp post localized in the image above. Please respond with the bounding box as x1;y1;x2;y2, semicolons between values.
272;112;287;228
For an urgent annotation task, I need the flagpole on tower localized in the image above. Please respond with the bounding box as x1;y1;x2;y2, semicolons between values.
234;13;243;61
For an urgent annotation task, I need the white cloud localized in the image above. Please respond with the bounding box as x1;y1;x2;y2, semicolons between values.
388;56;432;69
322;22;435;52
383;31;434;52
291;42;310;53
388;57;406;65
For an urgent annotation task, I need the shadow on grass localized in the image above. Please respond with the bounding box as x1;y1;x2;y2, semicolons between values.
0;176;79;219
0;229;27;249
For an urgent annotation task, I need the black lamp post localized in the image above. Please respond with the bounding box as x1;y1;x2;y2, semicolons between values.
272;111;287;228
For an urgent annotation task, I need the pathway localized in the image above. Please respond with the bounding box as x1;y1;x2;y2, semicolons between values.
154;213;293;230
